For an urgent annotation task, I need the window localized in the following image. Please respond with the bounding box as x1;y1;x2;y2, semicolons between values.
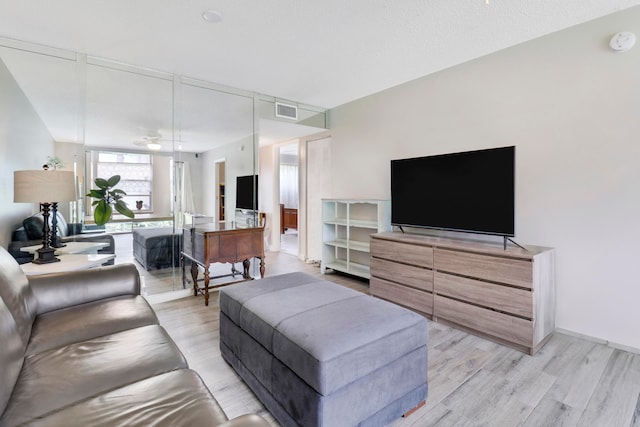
96;151;153;213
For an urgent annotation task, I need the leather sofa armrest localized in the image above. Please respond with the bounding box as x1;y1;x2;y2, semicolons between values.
28;263;141;314
217;414;271;427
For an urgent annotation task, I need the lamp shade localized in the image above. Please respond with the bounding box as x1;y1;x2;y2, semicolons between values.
14;170;77;203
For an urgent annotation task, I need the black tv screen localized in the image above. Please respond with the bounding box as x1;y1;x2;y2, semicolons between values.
236;175;258;210
391;146;515;236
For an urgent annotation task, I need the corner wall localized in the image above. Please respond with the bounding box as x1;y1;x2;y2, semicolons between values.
327;7;640;350
0;57;54;248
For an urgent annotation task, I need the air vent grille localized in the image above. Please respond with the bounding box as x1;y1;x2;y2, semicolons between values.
275;102;298;120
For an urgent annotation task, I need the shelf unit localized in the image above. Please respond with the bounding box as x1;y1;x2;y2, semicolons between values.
321;199;391;279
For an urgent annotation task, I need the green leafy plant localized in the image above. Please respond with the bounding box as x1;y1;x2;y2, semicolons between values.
86;175;135;226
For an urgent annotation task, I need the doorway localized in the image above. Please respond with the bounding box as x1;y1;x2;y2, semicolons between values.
279;143;299;256
215;160;225;223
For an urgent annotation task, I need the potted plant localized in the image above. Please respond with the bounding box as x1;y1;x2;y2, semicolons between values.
86;175;135;226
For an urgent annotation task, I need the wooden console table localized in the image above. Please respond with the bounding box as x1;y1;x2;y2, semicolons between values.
181;223;265;306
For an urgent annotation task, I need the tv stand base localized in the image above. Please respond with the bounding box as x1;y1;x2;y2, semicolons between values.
504;236;527;251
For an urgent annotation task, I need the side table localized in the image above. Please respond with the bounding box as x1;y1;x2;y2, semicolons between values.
20;254;116;276
20;241;109;255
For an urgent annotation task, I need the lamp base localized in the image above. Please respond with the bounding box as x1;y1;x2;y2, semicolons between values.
51;237;66;248
33;247;60;264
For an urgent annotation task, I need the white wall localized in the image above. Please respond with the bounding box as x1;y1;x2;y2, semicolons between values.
0;57;55;248
327;7;640;350
152;155;172;216
201;135;256;222
259;143;278;251
184;153;203;214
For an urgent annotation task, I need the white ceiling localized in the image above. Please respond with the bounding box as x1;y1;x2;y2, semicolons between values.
1;1;638;152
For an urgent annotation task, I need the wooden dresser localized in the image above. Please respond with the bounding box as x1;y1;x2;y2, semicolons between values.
370;232;555;354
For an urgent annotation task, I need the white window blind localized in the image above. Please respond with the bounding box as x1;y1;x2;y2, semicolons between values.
96;151;153;212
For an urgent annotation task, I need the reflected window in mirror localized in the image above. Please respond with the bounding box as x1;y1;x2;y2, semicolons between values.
93;150;153;213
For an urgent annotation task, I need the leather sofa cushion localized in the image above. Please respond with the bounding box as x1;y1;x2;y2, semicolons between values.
21;369;229;427
28;264;140;315
0;247;38;350
0;324;187;426
0;297;24;416
22;212;70;240
26;295;159;355
22;216;45;240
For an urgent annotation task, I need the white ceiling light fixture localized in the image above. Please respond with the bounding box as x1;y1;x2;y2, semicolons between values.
202;9;223;24
134;135;163;150
609;32;636;52
133;134;188;151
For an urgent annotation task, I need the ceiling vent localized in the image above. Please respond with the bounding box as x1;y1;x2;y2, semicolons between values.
275;102;298;120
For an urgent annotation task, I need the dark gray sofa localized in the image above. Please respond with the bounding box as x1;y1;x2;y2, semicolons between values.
8;212;114;265
0;245;268;427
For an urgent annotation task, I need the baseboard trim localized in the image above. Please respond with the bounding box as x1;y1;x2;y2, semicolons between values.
555;328;640;355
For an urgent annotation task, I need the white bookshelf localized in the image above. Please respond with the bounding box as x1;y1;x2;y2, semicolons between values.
321;199;391;279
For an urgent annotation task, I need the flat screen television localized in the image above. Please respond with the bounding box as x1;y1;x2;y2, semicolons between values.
391;146;515;236
236;175;258;210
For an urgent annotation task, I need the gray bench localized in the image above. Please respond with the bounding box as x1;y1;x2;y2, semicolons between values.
219;272;428;427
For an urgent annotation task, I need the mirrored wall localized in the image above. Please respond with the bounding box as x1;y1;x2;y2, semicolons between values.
1;36;326;296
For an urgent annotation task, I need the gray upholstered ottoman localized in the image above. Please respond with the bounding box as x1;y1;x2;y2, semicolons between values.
219;272;428;427
132;227;181;271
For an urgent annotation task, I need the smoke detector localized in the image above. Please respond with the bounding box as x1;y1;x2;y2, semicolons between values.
610;32;636;52
202;9;223;23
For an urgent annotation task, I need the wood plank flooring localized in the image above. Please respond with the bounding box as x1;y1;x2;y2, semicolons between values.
152;251;640;427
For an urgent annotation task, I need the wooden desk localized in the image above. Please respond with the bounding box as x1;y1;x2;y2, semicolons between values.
182;223;265;306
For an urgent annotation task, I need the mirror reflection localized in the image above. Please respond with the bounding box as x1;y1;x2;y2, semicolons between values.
1;37;327;299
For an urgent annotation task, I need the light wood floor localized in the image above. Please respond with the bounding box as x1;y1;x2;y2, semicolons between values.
151;251;640;427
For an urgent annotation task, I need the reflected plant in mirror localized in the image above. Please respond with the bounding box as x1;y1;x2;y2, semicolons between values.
86;175;135;226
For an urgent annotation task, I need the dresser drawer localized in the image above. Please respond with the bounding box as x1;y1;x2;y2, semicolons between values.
434;248;532;288
435;295;533;348
370;257;433;292
371;277;433;316
371;238;433;268
435;272;532;318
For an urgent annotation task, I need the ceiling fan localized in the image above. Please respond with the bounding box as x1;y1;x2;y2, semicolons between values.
133;135;163;150
133;134;186;151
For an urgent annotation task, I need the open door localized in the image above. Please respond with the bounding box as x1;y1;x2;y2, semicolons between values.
279;143;299;255
215;160;225;223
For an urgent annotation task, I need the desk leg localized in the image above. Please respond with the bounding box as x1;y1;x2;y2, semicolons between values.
259;257;265;278
242;259;251;280
190;260;199;297
204;265;210;306
181;254;186;289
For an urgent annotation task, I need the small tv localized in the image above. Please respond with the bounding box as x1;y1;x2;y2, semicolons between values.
391;146;515;236
236;175;258;210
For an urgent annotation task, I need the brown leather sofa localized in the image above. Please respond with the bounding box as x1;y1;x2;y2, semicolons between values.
0;246;269;427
